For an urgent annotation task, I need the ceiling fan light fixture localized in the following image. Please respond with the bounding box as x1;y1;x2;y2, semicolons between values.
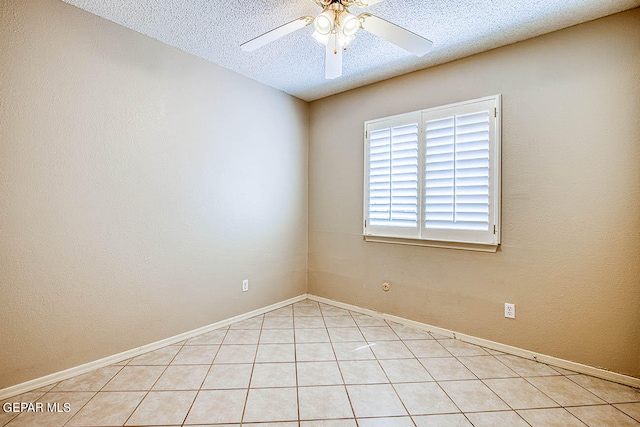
312;30;330;45
340;11;359;37
314;11;335;35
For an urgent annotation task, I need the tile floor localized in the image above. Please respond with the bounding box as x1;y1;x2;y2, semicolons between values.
2;299;640;426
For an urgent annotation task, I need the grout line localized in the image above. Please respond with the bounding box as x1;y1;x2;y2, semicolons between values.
180;325;229;426
293;300;301;427
322;301;358;424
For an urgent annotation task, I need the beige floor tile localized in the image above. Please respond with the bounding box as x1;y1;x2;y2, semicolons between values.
229;316;264;330
328;327;365;342
352;315;388;327
186;329;227;345
202;363;253;389
339;360;388;384
323;316;357;328
464;411;530;426
484;378;559;410
243;387;298;422
264;306;293;317
483;348;506;356
431;333;453;340
294;306;323;317
419;357;476;381
370;341;414;359
298;385;354;420
128;346;181;365
567;404;640;426
404;340;451;358
549;365;579;375
66;391;145;426
457;356;518;379
616;402;640;422
301;420;357;427
222;329;261;345
296;328;330;343
358;416;415;426
152;364;209;390
517;408;587;426
413;413;473;426
296;343;336;361
251;363;297;388
347;384;407;417
184;389;247;424
6;391;95;427
244;423;297;427
298;361;344;386
294;316;326;328
214;344;257;364
256;343;296;362
124;390;195;425
495;355;558;377
439;340;489;357
259;329;294;343
379;359;434;383
103;365;166;391
262;316;294;329
319;304;352;317
390;324;434;341
112;358;131;366
332;342;376;361
360;326;400;341
568;375;640;403
439;380;509;412
526;375;605;406
172;345;219;365
394;382;459;415
51;366;122;391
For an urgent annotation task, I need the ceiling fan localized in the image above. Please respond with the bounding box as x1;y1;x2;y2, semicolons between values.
240;0;433;79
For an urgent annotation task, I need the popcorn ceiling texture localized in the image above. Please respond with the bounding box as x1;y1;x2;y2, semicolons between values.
61;0;640;101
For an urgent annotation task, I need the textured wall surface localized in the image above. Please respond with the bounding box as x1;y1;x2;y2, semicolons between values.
0;0;308;388
309;9;640;378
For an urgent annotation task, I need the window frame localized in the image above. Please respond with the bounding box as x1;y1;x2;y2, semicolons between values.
363;94;502;252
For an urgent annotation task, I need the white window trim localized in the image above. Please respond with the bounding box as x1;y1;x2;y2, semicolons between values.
363;94;502;252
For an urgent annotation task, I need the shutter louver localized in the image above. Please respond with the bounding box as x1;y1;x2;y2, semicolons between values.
368;123;419;228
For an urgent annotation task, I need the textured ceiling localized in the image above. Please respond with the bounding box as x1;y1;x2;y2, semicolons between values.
61;0;640;101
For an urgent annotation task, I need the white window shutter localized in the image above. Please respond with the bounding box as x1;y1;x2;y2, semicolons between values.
364;95;500;248
365;113;421;238
423;98;498;244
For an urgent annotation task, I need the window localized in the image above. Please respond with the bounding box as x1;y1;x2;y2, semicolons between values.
364;95;501;251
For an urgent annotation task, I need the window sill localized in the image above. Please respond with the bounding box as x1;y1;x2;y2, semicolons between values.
363;235;499;253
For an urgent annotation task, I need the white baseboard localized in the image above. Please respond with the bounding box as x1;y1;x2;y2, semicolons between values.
307;294;640;389
3;292;637;401
0;294;307;400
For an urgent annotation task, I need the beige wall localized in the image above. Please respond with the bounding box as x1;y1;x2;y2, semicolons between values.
0;0;308;388
309;9;640;378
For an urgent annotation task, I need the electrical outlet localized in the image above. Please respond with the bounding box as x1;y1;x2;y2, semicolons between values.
242;279;249;292
504;303;515;319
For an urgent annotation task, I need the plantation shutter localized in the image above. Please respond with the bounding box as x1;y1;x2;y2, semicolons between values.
423;98;497;244
363;95;500;248
365;112;421;238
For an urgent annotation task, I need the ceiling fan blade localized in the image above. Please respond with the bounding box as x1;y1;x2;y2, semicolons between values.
359;14;433;57
241;16;313;52
325;34;343;79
